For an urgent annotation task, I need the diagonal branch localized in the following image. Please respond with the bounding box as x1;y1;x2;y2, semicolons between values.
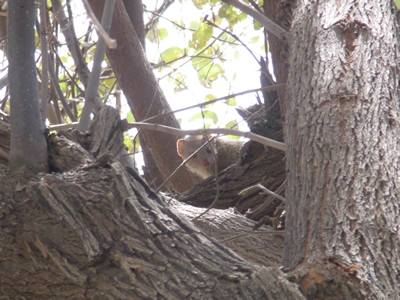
222;0;288;40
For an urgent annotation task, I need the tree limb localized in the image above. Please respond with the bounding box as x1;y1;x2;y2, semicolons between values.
223;0;288;40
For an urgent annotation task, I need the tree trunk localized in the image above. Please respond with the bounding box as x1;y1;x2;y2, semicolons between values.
284;0;400;297
88;0;195;193
8;0;48;174
0;109;303;299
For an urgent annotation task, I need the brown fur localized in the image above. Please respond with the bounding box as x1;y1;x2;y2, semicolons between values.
177;135;244;179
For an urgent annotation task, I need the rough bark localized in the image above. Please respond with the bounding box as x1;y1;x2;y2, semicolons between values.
263;0;291;116
169;199;284;267
8;0;48;174
178;105;285;221
284;0;400;297
178;138;285;219
88;0;194;193
122;0;145;49
0;109;303;299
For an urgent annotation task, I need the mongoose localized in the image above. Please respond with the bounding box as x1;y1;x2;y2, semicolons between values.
177;135;244;179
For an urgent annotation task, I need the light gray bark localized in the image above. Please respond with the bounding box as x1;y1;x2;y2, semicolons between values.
284;0;400;297
8;0;48;174
0;109;303;299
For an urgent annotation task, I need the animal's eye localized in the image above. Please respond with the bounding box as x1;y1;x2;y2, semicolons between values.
206;148;212;154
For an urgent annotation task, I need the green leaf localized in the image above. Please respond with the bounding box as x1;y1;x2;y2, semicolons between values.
225;120;239;130
126;111;135;123
160;47;184;63
218;3;247;28
189;110;219;124
103;77;116;88
225;97;236;106
168;71;187;93
60;55;68;63
192;48;213;70
124;136;134;153
192;0;208;9
198;63;224;88
395;0;400;9
205;94;216;102
249;36;259;44
146;28;168;43
188;21;213;49
253;19;263;30
190;20;199;30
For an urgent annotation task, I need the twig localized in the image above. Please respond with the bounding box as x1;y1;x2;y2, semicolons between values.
239;183;286;202
143;84;286;123
219;230;284;243
155;136;217;192
125;124;286;151
245;180;286;220
48;59;77;122
49;122;286;151
222;0;288;40
81;0;117;49
191;135;220;221
39;0;49;126
144;0;175;34
205;18;261;67
79;0;116;130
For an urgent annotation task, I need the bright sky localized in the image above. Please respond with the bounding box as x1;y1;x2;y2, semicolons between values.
0;1;267;172
143;0;266;131
63;0;266;133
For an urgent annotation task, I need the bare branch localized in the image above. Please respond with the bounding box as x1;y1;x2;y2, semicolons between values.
222;0;288;40
240;183;286;202
49;122;286;151
81;0;117;49
39;0;49;126
79;0;116;130
143;84;286;123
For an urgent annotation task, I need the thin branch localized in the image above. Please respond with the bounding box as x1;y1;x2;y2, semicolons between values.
39;0;49;126
48;122;286;151
52;47;85;97
81;0;117;49
143;84;286;123
144;0;174;34
144;8;240;46
79;0;116;130
205;18;261;66
48;59;77;122
126;124;286;151
51;0;89;86
219;230;284;243
155;136;217;192
239;183;286;202
222;0;288;40
245;180;286;220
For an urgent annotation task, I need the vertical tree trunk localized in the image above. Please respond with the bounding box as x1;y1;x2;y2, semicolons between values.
8;0;48;174
88;0;195;192
284;0;400;297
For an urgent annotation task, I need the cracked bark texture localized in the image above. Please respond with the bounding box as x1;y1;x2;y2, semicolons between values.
0;109;303;299
284;0;400;297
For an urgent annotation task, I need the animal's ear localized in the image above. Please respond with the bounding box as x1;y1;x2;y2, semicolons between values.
206;134;216;144
177;139;185;156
